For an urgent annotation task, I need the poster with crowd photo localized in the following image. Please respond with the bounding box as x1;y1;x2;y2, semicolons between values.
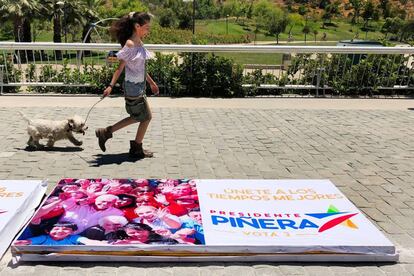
13;178;203;247
12;179;397;262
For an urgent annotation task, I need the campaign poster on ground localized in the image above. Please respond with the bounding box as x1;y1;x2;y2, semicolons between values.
12;178;397;262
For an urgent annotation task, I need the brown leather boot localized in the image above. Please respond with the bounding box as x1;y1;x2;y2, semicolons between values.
129;140;153;159
95;126;113;152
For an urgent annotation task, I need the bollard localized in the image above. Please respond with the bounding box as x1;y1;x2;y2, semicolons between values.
316;67;326;98
0;65;4;95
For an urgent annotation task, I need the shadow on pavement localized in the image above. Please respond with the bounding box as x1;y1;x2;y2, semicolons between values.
19;146;84;152
89;153;139;166
7;260;394;269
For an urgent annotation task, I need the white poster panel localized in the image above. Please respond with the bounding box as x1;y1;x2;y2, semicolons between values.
0;180;47;258
197;179;394;254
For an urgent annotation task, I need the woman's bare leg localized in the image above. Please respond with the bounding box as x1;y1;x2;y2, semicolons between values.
111;117;137;132
135;105;152;143
135;120;150;143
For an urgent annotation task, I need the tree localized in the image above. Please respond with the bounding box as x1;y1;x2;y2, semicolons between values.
35;0;89;58
287;13;304;37
298;5;308;16
222;0;246;22
159;8;177;28
196;0;221;19
78;0;106;44
302;24;311;43
322;1;340;28
399;0;409;19
0;0;40;42
362;0;379;23
381;17;404;39
252;0;273;21
379;0;391;19
266;8;289;44
318;0;331;9
349;0;362;24
401;19;414;40
0;0;41;62
313;29;319;42
177;7;193;30
253;0;288;44
162;0;192;30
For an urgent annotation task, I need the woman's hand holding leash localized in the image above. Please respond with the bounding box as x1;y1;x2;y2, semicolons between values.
103;85;113;98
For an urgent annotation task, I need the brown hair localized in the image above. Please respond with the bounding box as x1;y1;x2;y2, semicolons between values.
110;12;152;46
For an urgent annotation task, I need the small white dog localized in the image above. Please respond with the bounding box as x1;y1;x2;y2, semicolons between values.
19;112;88;149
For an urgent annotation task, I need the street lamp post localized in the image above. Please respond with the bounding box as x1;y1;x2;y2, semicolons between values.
192;0;195;35
304;16;309;44
364;17;372;40
183;0;195;35
56;1;67;43
64;6;67;43
226;14;229;35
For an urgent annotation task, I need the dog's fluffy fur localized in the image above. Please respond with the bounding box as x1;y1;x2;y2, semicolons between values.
19;112;87;149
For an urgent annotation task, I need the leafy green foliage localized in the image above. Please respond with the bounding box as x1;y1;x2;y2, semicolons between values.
287;53;414;96
174;53;244;97
147;52;179;95
0;54;22;92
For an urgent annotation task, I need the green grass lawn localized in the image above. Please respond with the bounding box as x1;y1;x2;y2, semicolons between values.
33;31;53;42
6;17;385;44
197;18;385;43
215;42;337;65
215;52;283;65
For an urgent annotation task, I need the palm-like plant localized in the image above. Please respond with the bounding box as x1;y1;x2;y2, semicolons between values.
349;0;362;25
37;0;84;43
37;0;88;58
0;0;40;42
79;0;104;43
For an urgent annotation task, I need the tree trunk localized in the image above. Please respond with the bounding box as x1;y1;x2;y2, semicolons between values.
81;25;92;44
22;19;31;42
53;13;62;60
351;10;359;25
13;17;23;42
22;18;34;61
79;25;92;58
13;16;27;63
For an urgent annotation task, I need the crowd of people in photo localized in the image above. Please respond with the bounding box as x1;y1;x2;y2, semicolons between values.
15;178;204;246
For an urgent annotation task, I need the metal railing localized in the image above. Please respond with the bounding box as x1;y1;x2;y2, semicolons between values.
0;42;413;96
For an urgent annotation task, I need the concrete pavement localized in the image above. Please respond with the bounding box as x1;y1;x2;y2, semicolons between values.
0;96;413;275
0;96;413;110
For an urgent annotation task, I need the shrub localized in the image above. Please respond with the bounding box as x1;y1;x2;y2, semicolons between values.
0;54;22;93
147;52;179;96
175;53;244;97
287;53;414;97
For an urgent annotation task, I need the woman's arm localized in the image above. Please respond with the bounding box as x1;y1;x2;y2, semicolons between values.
146;73;159;95
103;61;126;97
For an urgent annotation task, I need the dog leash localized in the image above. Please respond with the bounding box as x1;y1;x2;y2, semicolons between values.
84;96;105;125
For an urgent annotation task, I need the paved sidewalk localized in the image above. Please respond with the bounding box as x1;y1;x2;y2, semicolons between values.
0;97;413;275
